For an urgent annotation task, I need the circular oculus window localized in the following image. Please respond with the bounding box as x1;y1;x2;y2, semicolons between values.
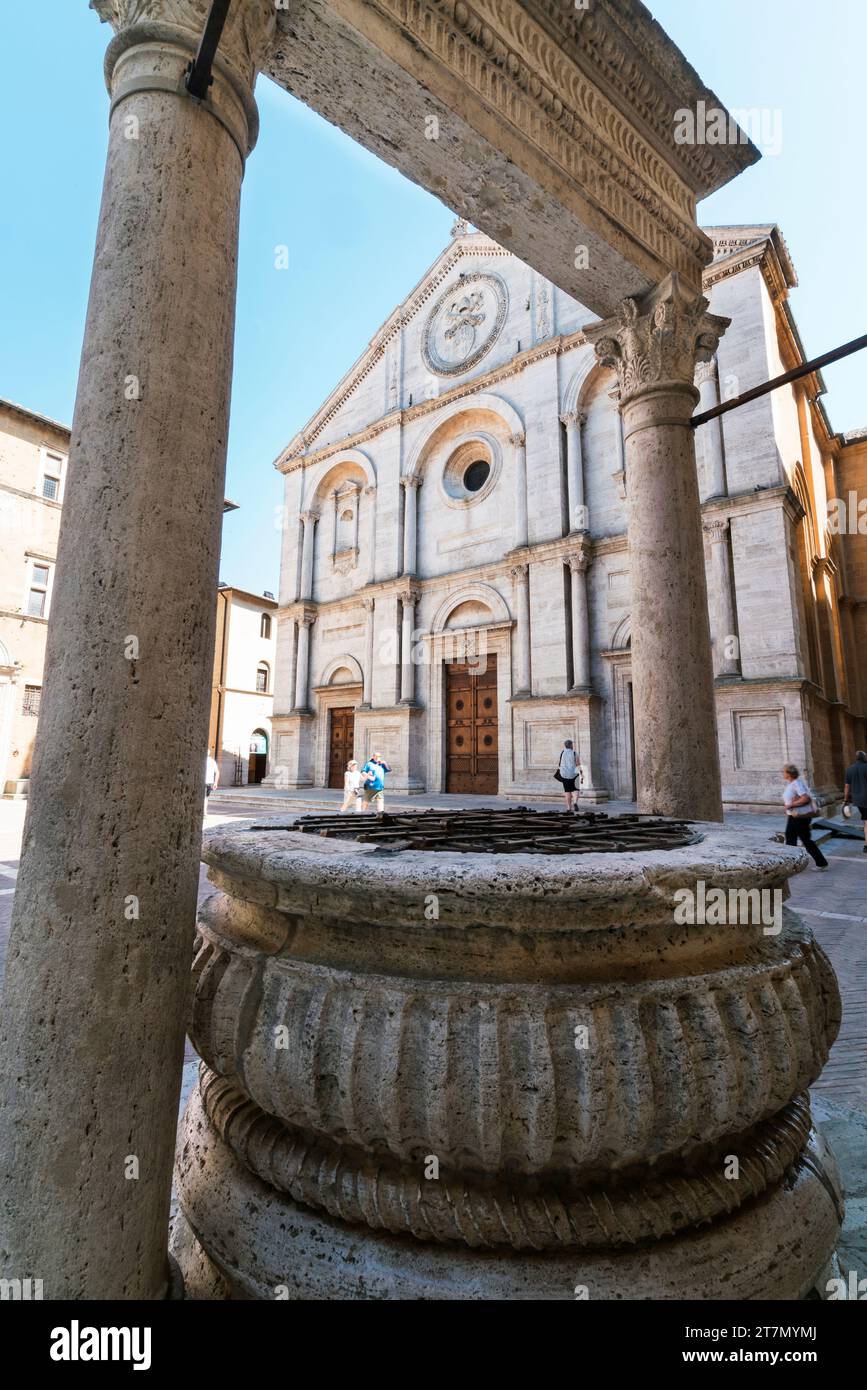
442;438;499;505
463;459;490;492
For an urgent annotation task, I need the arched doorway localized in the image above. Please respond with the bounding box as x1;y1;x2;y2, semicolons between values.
248;730;268;784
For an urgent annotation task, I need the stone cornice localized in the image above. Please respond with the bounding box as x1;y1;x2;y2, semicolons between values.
367;0;716;281
276;331;587;474
551;1;760;197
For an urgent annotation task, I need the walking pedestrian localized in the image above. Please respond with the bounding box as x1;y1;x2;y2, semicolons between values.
842;749;867;854
556;740;579;812
204;747;219;815
782;764;828;869
360;753;391;814
340;759;363;814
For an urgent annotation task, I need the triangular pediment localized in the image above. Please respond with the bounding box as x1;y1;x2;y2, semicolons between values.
274;227;516;466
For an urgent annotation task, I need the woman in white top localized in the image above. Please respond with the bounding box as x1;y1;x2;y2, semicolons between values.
340;759;363;814
782;763;828;868
557;740;582;812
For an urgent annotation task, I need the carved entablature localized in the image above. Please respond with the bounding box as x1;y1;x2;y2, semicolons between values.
388;0;710;279
585;273;730;406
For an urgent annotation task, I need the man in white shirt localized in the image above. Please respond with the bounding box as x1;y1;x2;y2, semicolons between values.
557;740;582;812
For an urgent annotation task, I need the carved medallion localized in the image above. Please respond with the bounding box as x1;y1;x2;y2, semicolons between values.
422;273;508;377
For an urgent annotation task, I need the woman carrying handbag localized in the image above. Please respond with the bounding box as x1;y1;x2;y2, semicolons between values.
782;763;829;869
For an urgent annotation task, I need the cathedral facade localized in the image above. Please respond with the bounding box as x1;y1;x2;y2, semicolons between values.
267;223;866;811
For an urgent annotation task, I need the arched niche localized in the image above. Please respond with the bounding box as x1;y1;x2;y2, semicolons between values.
404;391;524;483
431;583;511;634
318;654;364;687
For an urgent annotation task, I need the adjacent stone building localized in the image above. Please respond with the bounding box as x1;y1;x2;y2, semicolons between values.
0;398;69;796
269;223;866;810
208;584;277;787
0;408;273;796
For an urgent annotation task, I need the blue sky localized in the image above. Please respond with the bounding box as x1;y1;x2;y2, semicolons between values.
1;1;863;596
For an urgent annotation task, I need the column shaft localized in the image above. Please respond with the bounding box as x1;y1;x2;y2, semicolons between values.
300;513;318;599
362;598;375;707
569;551;592;690
696;359;727;498
295;618;313;711
512;434;528;547
587;274;728;820
0;21;264;1298
562;412;586;532
511;565;531;695
704;520;740;677
402;479;419;575
399;591;417;703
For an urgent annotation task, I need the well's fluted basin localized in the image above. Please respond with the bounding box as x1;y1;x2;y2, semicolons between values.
173;815;843;1300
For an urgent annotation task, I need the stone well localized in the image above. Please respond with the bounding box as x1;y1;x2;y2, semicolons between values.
171;811;843;1300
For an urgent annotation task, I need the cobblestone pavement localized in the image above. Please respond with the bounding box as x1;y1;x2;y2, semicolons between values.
1;794;864;1111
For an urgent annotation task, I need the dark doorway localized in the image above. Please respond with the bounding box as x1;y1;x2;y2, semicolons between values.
328;707;355;788
248;729;268;784
445;655;498;794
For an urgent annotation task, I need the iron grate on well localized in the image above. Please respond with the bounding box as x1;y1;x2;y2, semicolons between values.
249;807;703;854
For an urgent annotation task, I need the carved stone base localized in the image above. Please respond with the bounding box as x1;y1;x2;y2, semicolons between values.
175;816;843;1301
173;1080;842;1300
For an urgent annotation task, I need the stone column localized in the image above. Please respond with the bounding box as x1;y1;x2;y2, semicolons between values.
401;476;420;575
586;273;729;820
695;358;727;499
0;0;275;1299
561;410;587;532
360;595;375;708
703;519;741;678
299;510;319;599
398;587;419;704
364;484;377;585
609;387;627;498
567;545;593;692
349;483;361;554
330;490;340;559
294;611;316;713
512;433;528;547
510;563;531;696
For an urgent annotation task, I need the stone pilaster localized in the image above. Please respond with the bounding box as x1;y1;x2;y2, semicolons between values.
294;609;316;713
0;0;276;1300
511;433;528;547
560;410;587;533
695;357;727;499
510;562;531;697
360;595;375;708
567;544;593;692
703;518;741;678
586;272;729;820
401;476;421;575
398;586;420;705
299;510;319;600
363;483;377;585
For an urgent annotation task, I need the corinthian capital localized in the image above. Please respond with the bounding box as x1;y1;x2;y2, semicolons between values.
585;273;730;407
90;0;276;87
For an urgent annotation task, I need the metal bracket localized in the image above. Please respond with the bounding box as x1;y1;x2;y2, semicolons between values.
185;0;233;101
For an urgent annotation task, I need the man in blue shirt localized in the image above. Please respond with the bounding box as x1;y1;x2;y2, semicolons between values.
360;753;391;813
